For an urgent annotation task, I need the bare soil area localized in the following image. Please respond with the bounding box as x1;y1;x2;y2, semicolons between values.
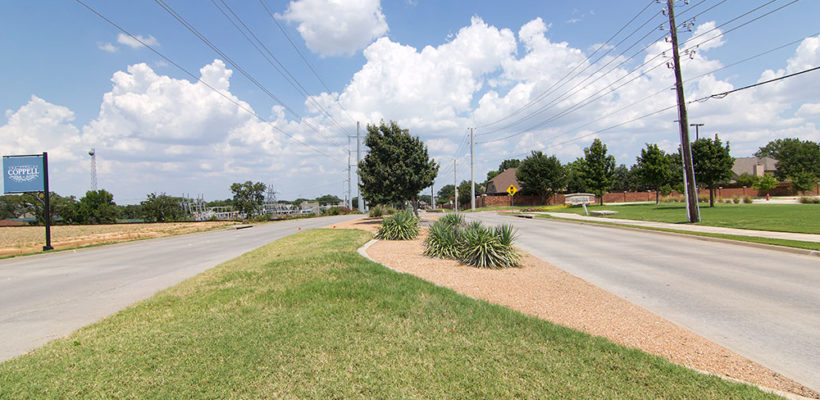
0;221;237;257
332;216;818;399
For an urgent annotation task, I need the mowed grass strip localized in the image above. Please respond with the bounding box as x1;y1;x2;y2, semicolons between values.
551;203;820;234
0;229;776;399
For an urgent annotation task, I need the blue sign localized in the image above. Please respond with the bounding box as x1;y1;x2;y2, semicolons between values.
3;155;45;193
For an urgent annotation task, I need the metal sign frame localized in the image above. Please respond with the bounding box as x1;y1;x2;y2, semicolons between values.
2;153;53;250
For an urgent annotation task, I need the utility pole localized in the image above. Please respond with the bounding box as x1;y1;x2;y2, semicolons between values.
667;0;700;223
431;184;435;211
453;159;458;212
690;123;704;141
356;121;362;212
347;135;352;209
470;127;475;211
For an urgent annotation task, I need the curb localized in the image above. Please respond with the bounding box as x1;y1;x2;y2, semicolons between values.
526;215;820;258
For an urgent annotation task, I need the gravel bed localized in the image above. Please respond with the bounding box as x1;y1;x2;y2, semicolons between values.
330;217;818;398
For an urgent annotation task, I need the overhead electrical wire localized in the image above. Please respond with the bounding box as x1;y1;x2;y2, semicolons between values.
476;0;660;132
476;0;801;147
210;0;354;137
74;0;341;162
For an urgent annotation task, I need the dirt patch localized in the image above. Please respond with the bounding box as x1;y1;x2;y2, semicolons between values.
0;221;237;257
335;216;817;398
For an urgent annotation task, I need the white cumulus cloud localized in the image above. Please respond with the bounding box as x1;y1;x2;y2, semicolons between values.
280;0;388;57
116;33;159;49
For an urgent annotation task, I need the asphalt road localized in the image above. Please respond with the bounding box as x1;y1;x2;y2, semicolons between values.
0;215;358;362
465;212;820;392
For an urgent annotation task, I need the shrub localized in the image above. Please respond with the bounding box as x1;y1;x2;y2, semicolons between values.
732;196;740;204
800;196;820;204
743;196;753;204
376;210;419;240
369;205;385;218
457;222;520;269
324;206;352;216
385;207;399;215
423;220;460;259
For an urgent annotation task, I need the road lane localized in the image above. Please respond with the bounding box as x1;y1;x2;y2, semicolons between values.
466;212;820;392
0;215;358;362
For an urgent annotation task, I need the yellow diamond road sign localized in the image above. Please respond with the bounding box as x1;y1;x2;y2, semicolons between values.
506;185;517;196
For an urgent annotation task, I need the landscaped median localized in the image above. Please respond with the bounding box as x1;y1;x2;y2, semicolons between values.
0;228;783;398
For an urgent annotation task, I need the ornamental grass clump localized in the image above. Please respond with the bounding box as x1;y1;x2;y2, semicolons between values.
423;219;461;259
423;216;520;269
457;222;520;269
376;210;419;240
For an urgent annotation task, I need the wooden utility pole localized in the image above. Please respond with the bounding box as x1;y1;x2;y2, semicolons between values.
470;127;475;211
454;159;458;212
667;0;700;223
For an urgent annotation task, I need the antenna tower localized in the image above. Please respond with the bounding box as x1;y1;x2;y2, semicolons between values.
88;148;98;191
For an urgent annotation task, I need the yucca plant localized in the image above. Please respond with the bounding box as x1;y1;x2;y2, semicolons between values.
492;224;520;266
439;213;464;228
423;219;461;259
455;222;520;268
376;210;419;240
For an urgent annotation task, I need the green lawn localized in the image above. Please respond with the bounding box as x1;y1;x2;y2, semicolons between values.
0;229;776;399
550;203;820;234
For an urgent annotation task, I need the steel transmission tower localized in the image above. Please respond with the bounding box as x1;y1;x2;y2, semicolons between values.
88;148;97;191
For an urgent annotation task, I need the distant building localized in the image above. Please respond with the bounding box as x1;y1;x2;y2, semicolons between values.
732;156;777;178
486;168;522;195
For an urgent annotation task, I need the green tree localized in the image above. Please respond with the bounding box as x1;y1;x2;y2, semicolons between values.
755;138;820;192
692;135;734;207
358;121;438;216
119;204;144;220
498;159;520;171
0;195;25;220
457;180;485;206
578;139;616;206
15;192;79;225
635;144;672;204
736;173;760;188
141;193;185;222
230;181;267;217
485;170;500;182
437;184;455;205
315;194;343;206
611;164;641;192
77;190;119;224
564;160;588;193
516;151;567;205
753;173;778;197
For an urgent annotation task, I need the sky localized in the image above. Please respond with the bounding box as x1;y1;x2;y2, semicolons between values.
2;0;819;204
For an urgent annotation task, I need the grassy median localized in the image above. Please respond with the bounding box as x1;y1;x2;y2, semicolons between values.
0;229;776;399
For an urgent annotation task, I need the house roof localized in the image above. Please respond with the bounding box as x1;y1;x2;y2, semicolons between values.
486;168;521;194
732;156;777;176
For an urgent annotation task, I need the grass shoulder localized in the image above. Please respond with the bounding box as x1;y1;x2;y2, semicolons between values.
0;228;778;399
549;202;820;234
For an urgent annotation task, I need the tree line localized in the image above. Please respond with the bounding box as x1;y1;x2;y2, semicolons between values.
437;136;818;208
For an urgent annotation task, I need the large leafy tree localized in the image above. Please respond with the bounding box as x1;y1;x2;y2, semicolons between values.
77;190;118;224
755;138;819;192
578;139;616;205
692;135;734;207
498;159;521;171
457;180;485;206
610;164;641;192
13;192;79;224
141;193;185;222
564;160;588;194
230;181;267;217
315;194;343;206
358;121;438;215
437;184;455;205
516;151;567;205
635;144;672;204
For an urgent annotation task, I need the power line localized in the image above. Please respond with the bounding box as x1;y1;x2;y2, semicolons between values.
74;0;340;162
691;65;820;103
211;0;354;137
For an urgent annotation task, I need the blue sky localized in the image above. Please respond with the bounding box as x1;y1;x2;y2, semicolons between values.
2;0;819;204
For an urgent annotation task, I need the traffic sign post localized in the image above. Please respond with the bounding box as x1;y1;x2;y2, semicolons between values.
507;185;517;207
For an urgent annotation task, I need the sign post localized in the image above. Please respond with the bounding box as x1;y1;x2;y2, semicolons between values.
506;185;517;207
3;153;52;250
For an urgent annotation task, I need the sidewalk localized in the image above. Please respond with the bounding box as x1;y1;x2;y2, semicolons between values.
537;212;820;243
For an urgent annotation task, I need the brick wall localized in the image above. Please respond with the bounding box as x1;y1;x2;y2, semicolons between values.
472;182;818;207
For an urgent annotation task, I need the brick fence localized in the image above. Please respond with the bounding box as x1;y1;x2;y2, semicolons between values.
471;183;819;208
